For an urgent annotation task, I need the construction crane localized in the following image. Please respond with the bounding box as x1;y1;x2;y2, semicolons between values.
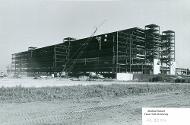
62;20;107;75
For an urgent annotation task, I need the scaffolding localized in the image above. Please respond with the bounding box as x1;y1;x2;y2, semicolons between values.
145;24;161;63
161;30;175;74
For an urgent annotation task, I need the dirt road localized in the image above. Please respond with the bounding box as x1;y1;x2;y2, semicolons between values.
0;91;189;125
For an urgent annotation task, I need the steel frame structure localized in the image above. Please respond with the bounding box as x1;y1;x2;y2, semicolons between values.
11;24;175;77
160;30;175;74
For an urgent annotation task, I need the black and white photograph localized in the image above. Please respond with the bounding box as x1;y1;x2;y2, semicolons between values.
0;0;190;124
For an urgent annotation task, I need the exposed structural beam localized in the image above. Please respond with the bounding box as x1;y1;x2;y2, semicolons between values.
116;31;119;74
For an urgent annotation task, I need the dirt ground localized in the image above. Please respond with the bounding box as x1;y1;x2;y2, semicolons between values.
0;90;189;125
0;77;179;88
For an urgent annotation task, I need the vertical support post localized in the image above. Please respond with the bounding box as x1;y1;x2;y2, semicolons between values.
12;54;16;74
19;55;21;74
174;32;175;61
116;32;119;74
68;41;70;60
54;46;56;68
130;34;132;72
112;35;115;74
30;50;33;74
65;42;70;73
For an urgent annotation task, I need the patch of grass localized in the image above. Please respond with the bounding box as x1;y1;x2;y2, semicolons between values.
0;83;190;103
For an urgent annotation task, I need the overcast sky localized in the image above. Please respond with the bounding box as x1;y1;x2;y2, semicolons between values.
0;0;190;70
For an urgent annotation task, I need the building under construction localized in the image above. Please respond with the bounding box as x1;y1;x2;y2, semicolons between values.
11;24;176;77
